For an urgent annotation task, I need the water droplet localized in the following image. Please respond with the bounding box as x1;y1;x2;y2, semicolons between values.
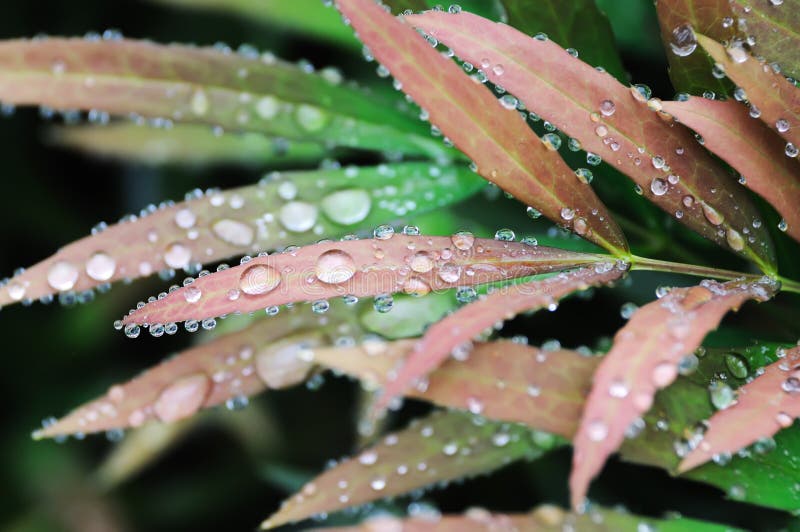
587;420;608;441
164;242;192;269
295;104;329;132
776;411;793;428
609;379;629;398
153;373;210;422
85;252;116;281
184;285;202;303
212;219;255;247
279;201;318;232
369;476;386;491
190;89;209;116
652;362;677;387
560;208;575;221
174;208;197;229
451;231;474;250
670;24;698;56
255;96;280;119
599;99;616;116
315;249;356;284
709;381;735;409
778;219;788;232
575;168;593;184
776;118;790;133
311;299;330;313
373;294;394;313
650;178;668;196
541;133;561;150
620;302;638;319
499;94;518;110
410;251;434;273
373;224;394;240
124;323;140;339
782;376;800;394
321;189;372;225
403;277;431;297
726;228;745;251
494;228;515;241
437;262;461;283
359;450;378;465
701;204;724;226
256;342;312;388
239;264;281;295
47;261;79;291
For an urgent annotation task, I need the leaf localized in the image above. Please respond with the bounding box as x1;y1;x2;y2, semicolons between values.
498;0;627;82
661;97;800;242
334;0;628;255
729;0;800;80
147;0;360;49
313;504;738;532
49;123;329;166
311;339;600;438
407;10;776;272
655;0;736;95
569;277;778;509
33;307;342;438
122;235;607;326
0;162;483;307
679;345;800;472
0;38;447;158
383;0;428;12
260;409;558;529
697;34;800;150
374;266;624;412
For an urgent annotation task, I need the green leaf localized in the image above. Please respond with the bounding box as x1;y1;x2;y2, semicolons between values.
498;0;627;82
0;38;448;158
261;410;558;529
50;123;330;167
729;0;800;80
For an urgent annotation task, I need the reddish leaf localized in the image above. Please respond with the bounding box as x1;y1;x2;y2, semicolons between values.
729;0;800;80
655;0;736;95
662;97;800;241
698;34;800;150
407;10;776;272
0;163;481;307
0;37;445;157
679;345;800;472
122;236;606;326
312;339;600;438
50;123;328;166
261;410;552;529
33;308;339;438
334;0;628;255
569;277;778;509
374;266;623;412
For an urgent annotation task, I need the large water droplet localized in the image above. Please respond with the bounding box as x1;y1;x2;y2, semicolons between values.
650;178;668;196
670;24;697;56
256;342;313;388
279;201;318;232
212;219;255;247
587;420;608;441
709;381;735;410
164;242;192;269
85;252;116;281
726;228;745;251
295;104;329;132
321;189;371;225
47;261;79;291
239;264;281;295
451;231;474;250
701;204;724;226
437;262;461;283
410;251;434;273
315;249;356;284
652;362;677;388
153;373;210;422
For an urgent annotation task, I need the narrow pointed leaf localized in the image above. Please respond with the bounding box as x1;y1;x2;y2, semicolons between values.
123;236;606;326
148;0;359;49
729;0;800;79
33;309;336;438
655;0;736;95
570;277;778;509
661;97;800;241
0;38;447;157
315;505;737;532
408;11;775;271
698;34;800;149
498;0;627;82
334;0;628;255
679;345;800;472
375;266;623;412
312;339;600;438
261;410;557;530
1;163;482;307
50;123;329;166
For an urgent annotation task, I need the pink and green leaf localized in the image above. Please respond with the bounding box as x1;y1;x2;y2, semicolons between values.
312;339;600;438
679;345;800;472
49;123;329;166
729;0;800;80
570;277;778;509
0;163;483;307
122;236;607;326
661;97;800;242
407;10;776;272
698;34;800;149
260;409;557;530
655;0;736;95
0;37;446;157
374;266;624;412
334;0;629;255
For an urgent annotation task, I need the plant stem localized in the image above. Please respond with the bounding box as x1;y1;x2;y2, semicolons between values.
630;256;760;282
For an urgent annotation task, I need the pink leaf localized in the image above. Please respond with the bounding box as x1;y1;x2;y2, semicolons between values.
122;235;606;326
373;265;624;412
569;277;778;509
661;97;800;242
312;339;600;438
679;345;800;472
406;10;776;271
334;0;628;255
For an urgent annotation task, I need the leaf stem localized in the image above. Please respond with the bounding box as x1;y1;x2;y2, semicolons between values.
629;255;759;282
